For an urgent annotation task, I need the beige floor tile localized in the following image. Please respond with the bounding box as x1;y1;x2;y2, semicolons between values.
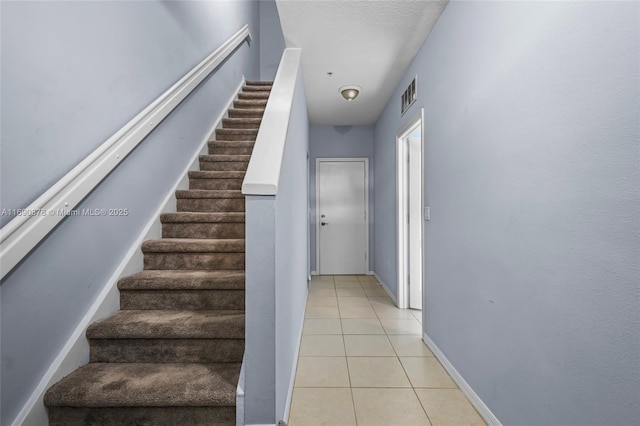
357;275;378;283
305;306;340;318
341;318;385;334
364;287;389;297
289;388;356;426
372;304;417;319
415;389;486;426
388;335;434;357
303;318;342;335
294;357;350;387
307;296;338;307
368;296;395;307
337;287;367;297
335;281;363;289
347;357;411;387
308;281;335;289
309;287;337;297
359;282;382;289
300;335;345;356
339;306;377;319
380;318;423;335
344;335;395;356
338;296;371;307
311;275;334;283
400;357;457;388
334;275;360;282
411;309;423;323
352;388;431;426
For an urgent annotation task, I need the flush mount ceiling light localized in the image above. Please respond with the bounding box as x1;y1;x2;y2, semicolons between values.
340;85;361;101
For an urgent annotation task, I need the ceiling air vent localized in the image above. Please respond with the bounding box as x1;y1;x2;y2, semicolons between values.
401;77;417;116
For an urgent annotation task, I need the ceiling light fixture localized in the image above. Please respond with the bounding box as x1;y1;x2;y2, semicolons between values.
340;85;361;101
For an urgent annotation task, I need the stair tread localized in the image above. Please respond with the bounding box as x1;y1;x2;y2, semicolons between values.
161;212;245;223
216;128;258;134
200;155;251;162
188;171;245;179
245;81;273;86
44;362;240;407
142;238;244;253
222;118;262;124
208;140;255;146
87;310;244;339
242;85;271;91
118;270;245;290
175;190;243;199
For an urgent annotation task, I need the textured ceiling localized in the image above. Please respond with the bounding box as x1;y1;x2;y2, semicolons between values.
276;0;449;125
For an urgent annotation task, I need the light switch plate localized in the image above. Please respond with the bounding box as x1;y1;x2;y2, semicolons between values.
425;206;430;221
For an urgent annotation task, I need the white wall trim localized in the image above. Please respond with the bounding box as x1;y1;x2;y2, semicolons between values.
315;158;370;275
422;333;503;426
13;80;245;426
373;272;398;305
281;291;307;425
242;48;301;195
396;110;424;310
0;25;251;279
310;270;319;276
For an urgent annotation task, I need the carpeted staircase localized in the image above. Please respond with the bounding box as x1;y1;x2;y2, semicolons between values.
44;81;272;426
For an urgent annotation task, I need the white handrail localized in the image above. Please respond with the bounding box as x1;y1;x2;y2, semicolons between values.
0;25;252;279
242;48;302;195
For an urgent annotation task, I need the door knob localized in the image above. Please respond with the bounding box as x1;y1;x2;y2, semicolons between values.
321;222;329;226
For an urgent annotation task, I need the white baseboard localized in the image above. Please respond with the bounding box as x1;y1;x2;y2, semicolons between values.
14;80;244;426
280;288;307;425
422;333;502;426
310;270;318;275
373;272;398;305
367;270;375;275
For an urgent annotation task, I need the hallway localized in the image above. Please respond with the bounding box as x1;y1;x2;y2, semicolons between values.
289;275;485;425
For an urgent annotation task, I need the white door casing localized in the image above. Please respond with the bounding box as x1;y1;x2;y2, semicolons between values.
408;135;423;309
397;110;425;310
317;159;369;275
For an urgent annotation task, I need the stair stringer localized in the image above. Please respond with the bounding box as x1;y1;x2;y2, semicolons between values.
13;78;246;426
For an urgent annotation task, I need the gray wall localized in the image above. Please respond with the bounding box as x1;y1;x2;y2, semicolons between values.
309;125;374;272
0;1;259;423
275;65;309;423
373;1;639;425
259;0;285;81
244;56;309;424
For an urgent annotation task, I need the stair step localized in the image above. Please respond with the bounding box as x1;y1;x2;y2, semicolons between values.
87;310;244;363
189;171;244;190
215;128;258;141
233;99;267;108
119;270;244;311
176;190;244;212
245;80;273;86
242;84;271;92
208;140;254;155
199;154;250;171
88;310;244;339
142;238;244;270
228;108;265;118
119;270;245;290
45;363;239;425
161;212;245;239
161;212;245;223
238;92;270;100
222;118;262;129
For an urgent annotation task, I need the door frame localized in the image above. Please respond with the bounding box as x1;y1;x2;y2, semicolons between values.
316;157;370;275
396;109;425;309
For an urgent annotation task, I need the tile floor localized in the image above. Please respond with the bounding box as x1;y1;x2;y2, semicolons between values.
288;275;486;426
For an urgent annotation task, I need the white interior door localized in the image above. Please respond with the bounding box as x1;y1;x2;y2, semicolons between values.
408;136;423;309
318;160;367;274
